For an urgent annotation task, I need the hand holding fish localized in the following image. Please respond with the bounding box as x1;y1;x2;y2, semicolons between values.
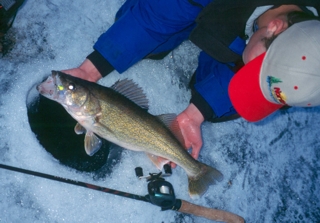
176;103;204;160
157;103;204;168
62;59;103;82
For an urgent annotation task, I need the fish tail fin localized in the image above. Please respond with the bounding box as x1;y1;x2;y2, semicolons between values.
188;164;223;199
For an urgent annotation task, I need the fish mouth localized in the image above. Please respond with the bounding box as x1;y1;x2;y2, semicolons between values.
37;75;57;97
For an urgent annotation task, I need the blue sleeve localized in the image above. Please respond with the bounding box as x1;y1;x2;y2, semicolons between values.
93;0;212;73
193;52;237;117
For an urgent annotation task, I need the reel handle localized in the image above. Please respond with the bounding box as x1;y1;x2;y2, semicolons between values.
178;200;245;223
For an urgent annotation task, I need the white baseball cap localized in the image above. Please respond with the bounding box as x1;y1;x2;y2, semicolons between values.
229;20;320;122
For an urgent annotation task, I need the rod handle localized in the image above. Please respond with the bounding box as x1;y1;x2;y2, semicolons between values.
178;199;245;223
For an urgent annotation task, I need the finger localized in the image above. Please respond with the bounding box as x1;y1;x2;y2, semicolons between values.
184;140;192;150
190;140;202;160
191;149;200;160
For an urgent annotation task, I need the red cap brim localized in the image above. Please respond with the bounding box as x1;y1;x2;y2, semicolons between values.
228;53;283;122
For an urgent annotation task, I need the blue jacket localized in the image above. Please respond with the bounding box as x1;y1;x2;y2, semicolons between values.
92;0;320;121
94;0;211;73
94;0;232;120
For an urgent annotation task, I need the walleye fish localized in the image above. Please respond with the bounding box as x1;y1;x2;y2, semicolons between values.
37;71;223;198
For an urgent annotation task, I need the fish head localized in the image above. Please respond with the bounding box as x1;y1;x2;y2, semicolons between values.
37;71;89;110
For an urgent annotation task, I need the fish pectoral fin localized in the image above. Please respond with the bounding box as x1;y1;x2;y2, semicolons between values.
74;123;86;135
84;131;102;156
146;153;170;170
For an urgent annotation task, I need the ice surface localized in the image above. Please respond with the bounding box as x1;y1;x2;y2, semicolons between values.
0;0;319;222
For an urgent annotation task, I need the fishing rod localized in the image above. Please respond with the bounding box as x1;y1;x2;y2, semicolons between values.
0;163;244;223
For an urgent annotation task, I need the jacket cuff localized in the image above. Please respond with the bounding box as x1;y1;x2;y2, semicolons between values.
86;51;114;77
190;90;215;121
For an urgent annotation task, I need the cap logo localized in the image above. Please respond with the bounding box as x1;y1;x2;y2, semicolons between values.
272;87;287;104
266;76;287;105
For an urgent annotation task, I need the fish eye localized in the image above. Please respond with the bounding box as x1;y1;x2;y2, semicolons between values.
68;83;75;91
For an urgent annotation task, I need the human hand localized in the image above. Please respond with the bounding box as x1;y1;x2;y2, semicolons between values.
157;103;204;169
62;59;102;82
176;103;204;160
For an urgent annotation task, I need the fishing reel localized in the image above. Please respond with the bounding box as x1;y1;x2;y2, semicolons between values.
135;164;177;210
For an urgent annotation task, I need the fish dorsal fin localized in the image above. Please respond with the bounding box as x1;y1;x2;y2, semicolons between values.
157;113;185;147
111;78;149;110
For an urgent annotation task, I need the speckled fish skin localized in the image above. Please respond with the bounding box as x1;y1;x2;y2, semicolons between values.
37;71;223;198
